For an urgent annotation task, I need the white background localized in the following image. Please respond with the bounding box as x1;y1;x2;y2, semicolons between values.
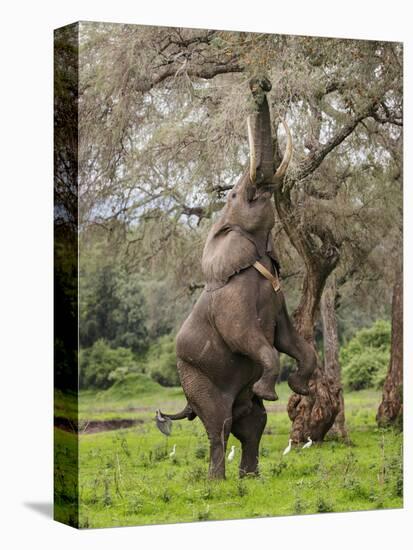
0;1;411;548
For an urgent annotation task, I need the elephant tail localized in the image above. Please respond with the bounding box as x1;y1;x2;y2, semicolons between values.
155;404;196;436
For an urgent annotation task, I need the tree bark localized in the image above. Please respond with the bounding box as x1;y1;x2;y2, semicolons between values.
377;266;403;428
320;277;348;440
274;189;340;443
286;267;340;443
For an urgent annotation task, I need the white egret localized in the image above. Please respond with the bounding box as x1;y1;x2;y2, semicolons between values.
283;439;292;455
227;445;235;462
302;436;313;449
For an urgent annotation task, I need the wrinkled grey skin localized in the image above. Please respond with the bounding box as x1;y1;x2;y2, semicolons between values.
158;78;317;479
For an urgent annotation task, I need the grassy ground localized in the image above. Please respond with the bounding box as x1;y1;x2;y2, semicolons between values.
54;380;403;528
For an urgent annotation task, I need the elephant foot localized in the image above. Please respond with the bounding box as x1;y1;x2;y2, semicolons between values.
252;380;279;401
239;469;259;478
288;372;310;395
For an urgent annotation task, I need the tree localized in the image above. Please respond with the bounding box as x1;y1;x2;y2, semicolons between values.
76;25;402;439
321;276;348;440
80;264;149;353
377;264;403;428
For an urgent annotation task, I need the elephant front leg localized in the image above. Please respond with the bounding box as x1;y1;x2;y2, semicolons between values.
214;301;280;401
232;397;267;477
251;345;280;401
274;294;317;395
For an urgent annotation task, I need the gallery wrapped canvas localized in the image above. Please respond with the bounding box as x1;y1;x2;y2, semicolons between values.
54;21;403;528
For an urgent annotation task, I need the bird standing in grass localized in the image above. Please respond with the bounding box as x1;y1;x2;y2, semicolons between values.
302;436;313;449
283;439;292;456
227;445;235;462
169;444;176;458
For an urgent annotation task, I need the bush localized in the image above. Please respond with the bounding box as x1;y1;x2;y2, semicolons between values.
80;339;141;390
99;373;162;400
145;335;180;387
341;320;390;391
343;349;389;391
278;354;296;382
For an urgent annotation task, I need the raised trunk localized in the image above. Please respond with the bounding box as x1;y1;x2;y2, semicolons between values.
287;267;340;442
377;265;403;428
321;277;348;440
249;76;275;183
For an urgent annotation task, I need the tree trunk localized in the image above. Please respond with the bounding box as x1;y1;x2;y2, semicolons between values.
377;266;403;428
287;267;341;443
273;188;341;443
320;277;348;440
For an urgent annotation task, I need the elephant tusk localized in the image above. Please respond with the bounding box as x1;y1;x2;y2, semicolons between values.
273;119;293;182
247;114;257;184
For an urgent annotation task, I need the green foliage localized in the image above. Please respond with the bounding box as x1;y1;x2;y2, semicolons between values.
278;354;296;382
80;340;141;390
80;264;149;354
57;382;403;528
316;496;334;513
145;335;180;387
341;320;391;391
98;373;162;400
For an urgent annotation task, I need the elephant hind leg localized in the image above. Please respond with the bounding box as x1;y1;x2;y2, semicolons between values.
177;360;233;480
231;396;267;478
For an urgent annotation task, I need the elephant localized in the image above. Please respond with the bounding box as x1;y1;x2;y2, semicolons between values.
156;76;317;479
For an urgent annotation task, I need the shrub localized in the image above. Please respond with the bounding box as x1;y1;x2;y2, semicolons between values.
278;354;296;382
145;334;180;387
341;320;390;391
79;339;141;390
99;373;161;400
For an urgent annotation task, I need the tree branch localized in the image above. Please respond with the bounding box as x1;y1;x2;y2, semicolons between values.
295;100;378;182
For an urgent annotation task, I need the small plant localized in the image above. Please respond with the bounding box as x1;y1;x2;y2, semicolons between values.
125;495;143;515
185;465;205;483
316;496;334;513
293;496;305;514
395;472;403;498
103;478;112;507
343;478;369;499
161;489;172;503
197;505;211;521
79;516;90;529
237;481;248;497
269;461;287;477
201;484;214;500
194;443;208;460
152;445;168;462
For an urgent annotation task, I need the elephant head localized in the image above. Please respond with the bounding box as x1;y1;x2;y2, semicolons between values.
202;76;292;290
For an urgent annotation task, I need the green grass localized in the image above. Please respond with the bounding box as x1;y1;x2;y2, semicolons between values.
54;381;403;528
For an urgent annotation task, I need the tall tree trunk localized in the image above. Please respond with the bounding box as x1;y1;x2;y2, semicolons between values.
274;189;341;443
287;267;341;443
377;266;403;428
320;277;348;440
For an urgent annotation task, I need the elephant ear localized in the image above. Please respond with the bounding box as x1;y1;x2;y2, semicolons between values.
202;224;260;291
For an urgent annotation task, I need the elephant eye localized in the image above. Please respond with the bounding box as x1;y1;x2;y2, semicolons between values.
231;193;237;199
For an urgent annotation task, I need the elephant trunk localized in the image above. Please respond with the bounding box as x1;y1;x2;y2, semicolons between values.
247;76;293;186
248;76;275;185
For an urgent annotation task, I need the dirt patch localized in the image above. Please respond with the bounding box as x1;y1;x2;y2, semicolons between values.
54;416;144;434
